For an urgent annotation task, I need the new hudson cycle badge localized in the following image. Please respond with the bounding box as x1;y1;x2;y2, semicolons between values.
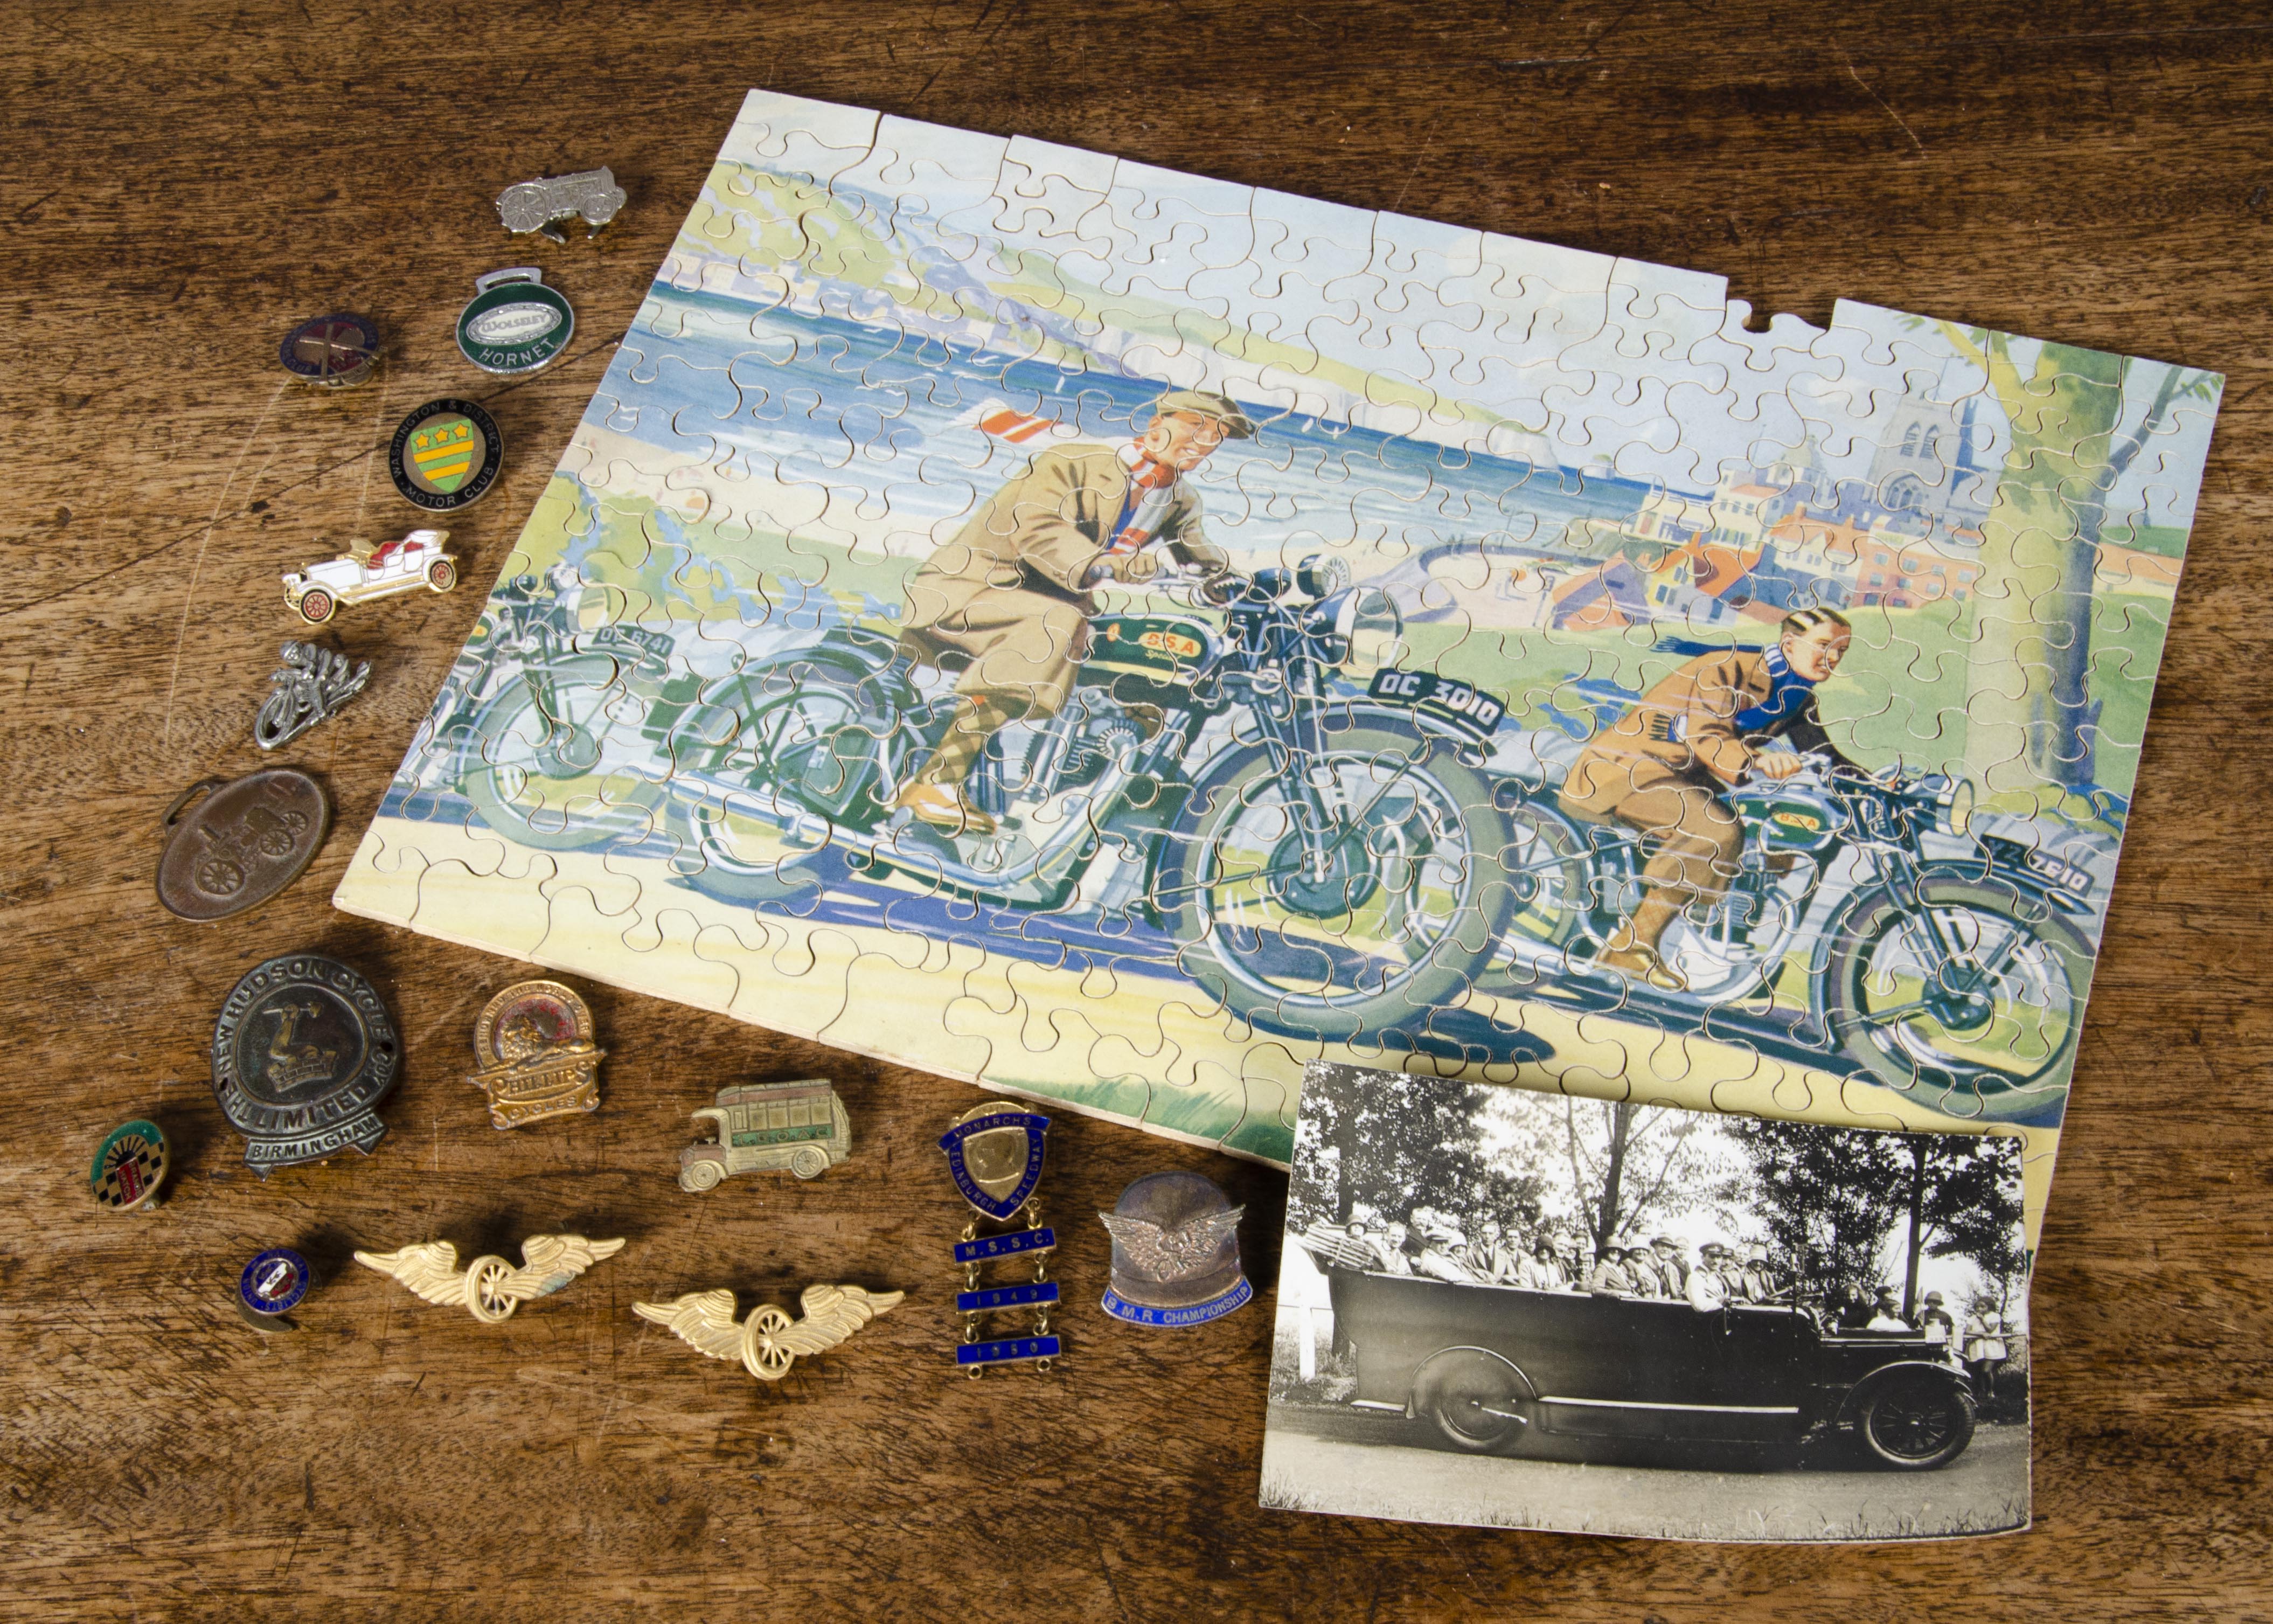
455;267;574;376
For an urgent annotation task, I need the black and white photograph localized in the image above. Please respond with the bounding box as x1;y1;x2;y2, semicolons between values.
1262;1064;2033;1543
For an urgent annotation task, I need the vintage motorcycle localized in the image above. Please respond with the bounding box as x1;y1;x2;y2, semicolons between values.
426;568;694;851
1484;751;2100;1104
659;557;1522;1045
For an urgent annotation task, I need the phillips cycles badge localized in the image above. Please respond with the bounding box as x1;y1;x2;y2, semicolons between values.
90;1120;169;1213
1097;1171;1251;1328
210;954;400;1176
467;979;604;1129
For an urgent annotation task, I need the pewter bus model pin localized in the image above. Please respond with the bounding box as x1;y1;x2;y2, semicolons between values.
677;1080;850;1189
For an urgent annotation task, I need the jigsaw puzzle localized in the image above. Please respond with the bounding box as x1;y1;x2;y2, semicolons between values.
334;91;2222;1217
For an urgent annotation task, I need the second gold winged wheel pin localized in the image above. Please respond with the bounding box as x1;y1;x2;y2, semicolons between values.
354;1234;624;1323
634;1284;902;1382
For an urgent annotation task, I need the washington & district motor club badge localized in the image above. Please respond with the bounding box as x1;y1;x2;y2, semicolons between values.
454;267;574;375
210;954;400;1176
388;399;503;512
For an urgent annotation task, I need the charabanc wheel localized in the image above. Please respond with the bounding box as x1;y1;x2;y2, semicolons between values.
678;1160;723;1193
297;589;335;624
788;1146;830;1181
426;558;458;591
1858;1370;1976;1470
1415;1350;1534;1455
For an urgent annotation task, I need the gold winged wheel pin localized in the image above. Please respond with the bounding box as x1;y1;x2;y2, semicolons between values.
354;1234;624;1323
634;1284;903;1382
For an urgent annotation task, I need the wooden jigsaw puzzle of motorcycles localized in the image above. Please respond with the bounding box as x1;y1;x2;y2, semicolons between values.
333;90;2223;1216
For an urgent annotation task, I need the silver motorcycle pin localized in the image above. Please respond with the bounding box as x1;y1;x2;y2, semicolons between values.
254;642;371;751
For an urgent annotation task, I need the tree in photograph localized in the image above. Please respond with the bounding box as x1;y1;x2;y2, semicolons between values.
1551;1097;1725;1260
1723;1119;1911;1303
1893;1132;2029;1320
1288;1071;1541;1233
1725;1120;2028;1316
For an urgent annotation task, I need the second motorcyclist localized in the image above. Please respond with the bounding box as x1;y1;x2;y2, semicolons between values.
1558;606;1861;990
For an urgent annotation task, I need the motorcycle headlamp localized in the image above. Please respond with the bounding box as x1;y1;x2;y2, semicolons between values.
1330;585;1404;671
1929;774;1976;837
1296;553;1352;600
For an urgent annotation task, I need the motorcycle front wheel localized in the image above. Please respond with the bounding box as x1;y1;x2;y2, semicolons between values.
668;679;892;904
1166;724;1516;1044
461;669;661;852
1826;875;2094;1107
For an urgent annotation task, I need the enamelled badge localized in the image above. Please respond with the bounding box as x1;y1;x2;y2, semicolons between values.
91;1120;169;1213
210;954;400;1176
939;1104;1059;1375
389;399;502;512
467;980;604;1129
455;268;574;375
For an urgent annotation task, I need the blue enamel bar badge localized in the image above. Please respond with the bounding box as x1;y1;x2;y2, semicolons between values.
937;1108;1049;1221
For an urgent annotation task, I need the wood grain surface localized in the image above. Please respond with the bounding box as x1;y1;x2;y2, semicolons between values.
3;3;2268;1618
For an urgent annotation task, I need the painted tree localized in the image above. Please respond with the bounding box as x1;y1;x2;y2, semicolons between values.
1926;328;2217;795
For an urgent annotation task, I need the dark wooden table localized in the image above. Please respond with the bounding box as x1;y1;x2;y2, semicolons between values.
4;3;2267;1618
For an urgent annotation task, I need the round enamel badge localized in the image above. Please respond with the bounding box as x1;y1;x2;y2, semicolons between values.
239;1248;312;1318
388;399;503;512
91;1120;169;1212
279;312;380;387
455;267;574;375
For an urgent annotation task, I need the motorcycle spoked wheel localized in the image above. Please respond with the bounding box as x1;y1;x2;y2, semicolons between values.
1826;875;2094;1105
670;681;896;904
1167;725;1516;1043
462;672;661;852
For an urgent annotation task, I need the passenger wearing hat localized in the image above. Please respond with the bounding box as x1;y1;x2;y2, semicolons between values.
1739;1241;1781;1303
1865;1285;1911;1331
1649;1235;1691;1295
1621;1241;1666;1299
893;388;1253;834
1413;1218;1481;1285
1584;1246;1635;1297
1919;1289;1956;1345
1685;1243;1734;1311
1362;1216;1413;1276
1516;1238;1568;1292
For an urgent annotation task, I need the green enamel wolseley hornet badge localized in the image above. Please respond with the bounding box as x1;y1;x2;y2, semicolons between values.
455;267;574;376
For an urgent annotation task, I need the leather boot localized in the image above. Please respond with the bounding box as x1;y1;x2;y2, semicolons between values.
896;694;1014;837
1593;893;1688;991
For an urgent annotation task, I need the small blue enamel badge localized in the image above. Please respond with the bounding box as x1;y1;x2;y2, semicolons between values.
937;1109;1049;1221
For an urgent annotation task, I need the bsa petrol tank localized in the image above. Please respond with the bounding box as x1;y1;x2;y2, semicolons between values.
1080;613;1218;688
1730;781;1844;856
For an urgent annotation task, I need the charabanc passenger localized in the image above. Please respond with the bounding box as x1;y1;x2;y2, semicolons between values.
1739;1242;1782;1302
1585;1247;1634;1297
1649;1235;1690;1294
1465;1217;1520;1283
1920;1289;1957;1345
1865;1286;1911;1331
1413;1220;1482;1284
1622;1241;1666;1299
1686;1242;1733;1311
1363;1217;1414;1275
1516;1238;1567;1292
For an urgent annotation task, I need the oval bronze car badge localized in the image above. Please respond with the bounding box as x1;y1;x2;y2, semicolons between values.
388;398;503;512
156;768;330;922
455;267;574;376
211;953;400;1177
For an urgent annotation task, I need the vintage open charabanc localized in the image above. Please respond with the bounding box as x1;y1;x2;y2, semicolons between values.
1302;1247;1978;1470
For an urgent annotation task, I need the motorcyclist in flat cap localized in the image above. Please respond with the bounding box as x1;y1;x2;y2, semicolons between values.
893;388;1254;836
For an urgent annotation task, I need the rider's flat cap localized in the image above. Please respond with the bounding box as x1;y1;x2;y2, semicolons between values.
1148;388;1256;438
